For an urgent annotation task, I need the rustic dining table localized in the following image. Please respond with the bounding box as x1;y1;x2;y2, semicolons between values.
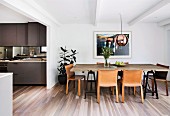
71;64;170;99
71;64;169;72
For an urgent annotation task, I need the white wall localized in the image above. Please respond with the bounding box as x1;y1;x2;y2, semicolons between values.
166;30;170;80
46;26;59;88
0;0;60;89
58;23;167;65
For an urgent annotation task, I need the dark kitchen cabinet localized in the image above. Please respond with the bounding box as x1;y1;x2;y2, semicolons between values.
39;24;46;46
16;24;28;46
0;62;8;72
0;24;17;46
0;22;46;46
28;22;46;46
0;25;2;44
7;62;46;85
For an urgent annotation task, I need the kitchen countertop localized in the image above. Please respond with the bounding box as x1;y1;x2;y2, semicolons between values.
0;73;13;78
0;73;13;116
0;58;46;62
9;60;46;62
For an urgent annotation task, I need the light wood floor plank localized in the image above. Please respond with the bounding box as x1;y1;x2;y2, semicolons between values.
13;81;170;116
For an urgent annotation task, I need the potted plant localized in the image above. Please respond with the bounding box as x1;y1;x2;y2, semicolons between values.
70;49;78;64
102;47;112;67
58;46;78;85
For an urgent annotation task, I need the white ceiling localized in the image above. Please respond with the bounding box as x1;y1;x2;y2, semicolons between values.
99;0;161;23
0;3;33;23
34;0;96;24
1;0;170;26
33;0;170;26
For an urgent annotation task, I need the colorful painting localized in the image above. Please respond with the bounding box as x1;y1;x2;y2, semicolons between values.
94;31;131;58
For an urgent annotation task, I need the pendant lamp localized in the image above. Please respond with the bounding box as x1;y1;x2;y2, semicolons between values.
114;14;128;46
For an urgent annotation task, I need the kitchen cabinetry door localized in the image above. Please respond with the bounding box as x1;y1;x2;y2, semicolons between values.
28;22;46;46
39;24;46;46
0;24;17;46
41;62;46;84
7;62;46;85
16;24;28;46
0;25;2;45
28;22;40;46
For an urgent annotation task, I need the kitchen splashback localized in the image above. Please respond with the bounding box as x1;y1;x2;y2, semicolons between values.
23;47;40;56
0;47;46;59
0;47;12;59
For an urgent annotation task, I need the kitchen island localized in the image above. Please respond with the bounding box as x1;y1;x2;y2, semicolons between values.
0;73;13;116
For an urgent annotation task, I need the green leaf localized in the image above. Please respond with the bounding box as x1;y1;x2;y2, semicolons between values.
102;47;112;59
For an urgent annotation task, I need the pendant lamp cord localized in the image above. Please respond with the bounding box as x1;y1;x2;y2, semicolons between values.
120;14;122;34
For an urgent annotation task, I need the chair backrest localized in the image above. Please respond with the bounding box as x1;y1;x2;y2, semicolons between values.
98;70;118;86
122;70;143;86
96;62;104;65
155;63;169;80
65;64;75;78
124;62;129;64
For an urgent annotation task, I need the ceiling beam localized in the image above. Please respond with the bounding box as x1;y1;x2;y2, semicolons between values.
0;0;61;26
158;18;170;26
128;0;170;26
165;24;170;30
94;0;102;26
24;0;61;26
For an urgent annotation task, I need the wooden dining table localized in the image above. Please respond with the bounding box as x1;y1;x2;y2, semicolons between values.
71;64;170;72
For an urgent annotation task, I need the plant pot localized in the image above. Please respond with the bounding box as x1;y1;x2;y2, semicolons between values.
58;74;67;85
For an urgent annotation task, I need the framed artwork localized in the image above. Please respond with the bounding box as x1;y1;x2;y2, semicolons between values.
94;31;132;58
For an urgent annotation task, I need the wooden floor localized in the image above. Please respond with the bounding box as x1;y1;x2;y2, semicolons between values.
13;81;170;116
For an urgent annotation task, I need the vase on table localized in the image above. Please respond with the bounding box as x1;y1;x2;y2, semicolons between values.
104;58;109;67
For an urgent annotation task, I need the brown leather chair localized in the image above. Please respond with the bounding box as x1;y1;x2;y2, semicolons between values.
96;62;104;65
151;63;169;96
65;64;85;96
120;70;143;103
97;70;119;103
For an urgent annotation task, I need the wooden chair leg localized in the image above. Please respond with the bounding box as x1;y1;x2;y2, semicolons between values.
140;85;144;103
97;85;100;103
134;86;136;96
152;79;154;96
122;85;124;103
66;80;69;95
78;80;81;96
116;86;119;103
118;82;122;95
112;87;114;95
165;80;169;96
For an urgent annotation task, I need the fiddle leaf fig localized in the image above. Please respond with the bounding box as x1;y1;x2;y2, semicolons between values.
58;46;78;75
